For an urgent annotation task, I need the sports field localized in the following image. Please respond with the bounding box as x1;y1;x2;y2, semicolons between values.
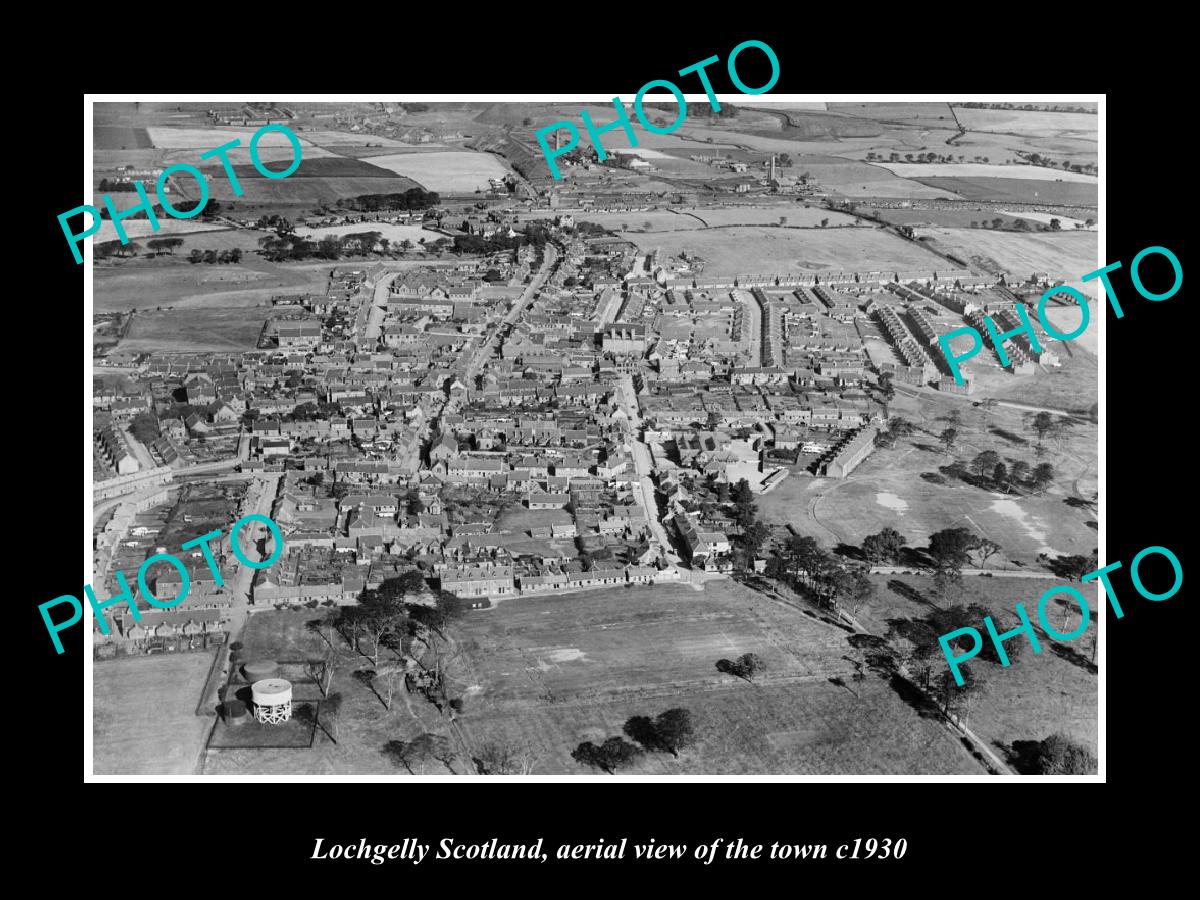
93;652;216;775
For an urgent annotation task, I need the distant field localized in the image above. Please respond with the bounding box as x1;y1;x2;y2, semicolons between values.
911;177;1097;206
146;126;333;158
827;102;957;127
293;223;435;243
572;206;859;232
119;306;269;352
93;653;215;775
793;159;962;199
91;218;229;245
881;163;1096;183
95;126;152;149
621;225;947;275
953;107;1098;136
913;228;1098;286
362;151;511;192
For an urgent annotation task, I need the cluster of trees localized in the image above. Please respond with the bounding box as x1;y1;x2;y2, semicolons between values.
874;417;915;450
129;411;160;444
1021;734;1097;774
716;653;764;683
258;232;391;262
961;450;1054;495
307;571;467;716
382;733;456;774
572;708;696;773
146;237;185;255
764;534;875;616
255;214;294;233
97;178;147;192
338;188;440;212
188;248;243;264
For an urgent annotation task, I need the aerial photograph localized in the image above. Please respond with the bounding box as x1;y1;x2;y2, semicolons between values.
89;99;1099;777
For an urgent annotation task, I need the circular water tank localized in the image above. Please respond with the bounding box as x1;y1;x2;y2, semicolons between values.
251;678;292;707
243;660;279;681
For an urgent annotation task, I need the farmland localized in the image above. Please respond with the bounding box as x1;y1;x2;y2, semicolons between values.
361;150;511;192
93;652;216;775
621;225;948;275
880;162;1096;183
952;107;1099;136
913;177;1097;205
912;228;1099;286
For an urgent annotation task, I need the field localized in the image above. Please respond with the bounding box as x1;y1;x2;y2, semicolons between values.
360;151;511;192
95;125;152;149
93;652;216;775
880;162;1096;183
568;206;859;233
146;125;334;160
827;102;957;127
454;581;986;774
794;158;962;199
119;307;269;352
912;228;1099;286
95;260;326;312
912;177;1097;205
294;223;434;243
852;573;1097;759
620;225;948;275
756;400;1097;563
952;107;1099;136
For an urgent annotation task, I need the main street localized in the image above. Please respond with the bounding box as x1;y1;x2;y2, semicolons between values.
616;374;680;565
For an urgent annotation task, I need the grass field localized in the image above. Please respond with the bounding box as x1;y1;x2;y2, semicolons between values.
853;573;1097;759
146;126;334;159
621;225;948;275
95;261;327;312
453;581;987;774
294;223;434;243
881;162;1096;183
952;107;1098;136
756;400;1097;563
827;102;957;127
95;125;152;149
913;228;1098;286
93;652;216;775
118;306;269;352
912;177;1097;206
361;151;511;192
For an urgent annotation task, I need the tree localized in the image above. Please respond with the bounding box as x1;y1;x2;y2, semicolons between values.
832;567;875;615
861;527;907;564
971;537;1002;569
652;708;696;757
382;733;456;775
939;427;958;453
970;450;1001;478
1032;462;1055;493
304;651;337;697
877;372;895;418
717;652;764;683
1008;459;1031;488
1029;734;1097;774
992;462;1009;492
820;218;830;228
572;737;641;774
129;411;160;444
475;738;542;775
1029;411;1055;449
929;527;976;570
188;248;204;264
1049;218;1062;231
938;662;981;723
932;565;964;606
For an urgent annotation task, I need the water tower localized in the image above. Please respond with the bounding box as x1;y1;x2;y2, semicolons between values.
251;678;293;724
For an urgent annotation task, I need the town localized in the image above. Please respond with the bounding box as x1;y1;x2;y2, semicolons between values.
91;99;1100;777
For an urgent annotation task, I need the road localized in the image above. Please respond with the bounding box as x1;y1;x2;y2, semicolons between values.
443;243;559;419
615;374;679;565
